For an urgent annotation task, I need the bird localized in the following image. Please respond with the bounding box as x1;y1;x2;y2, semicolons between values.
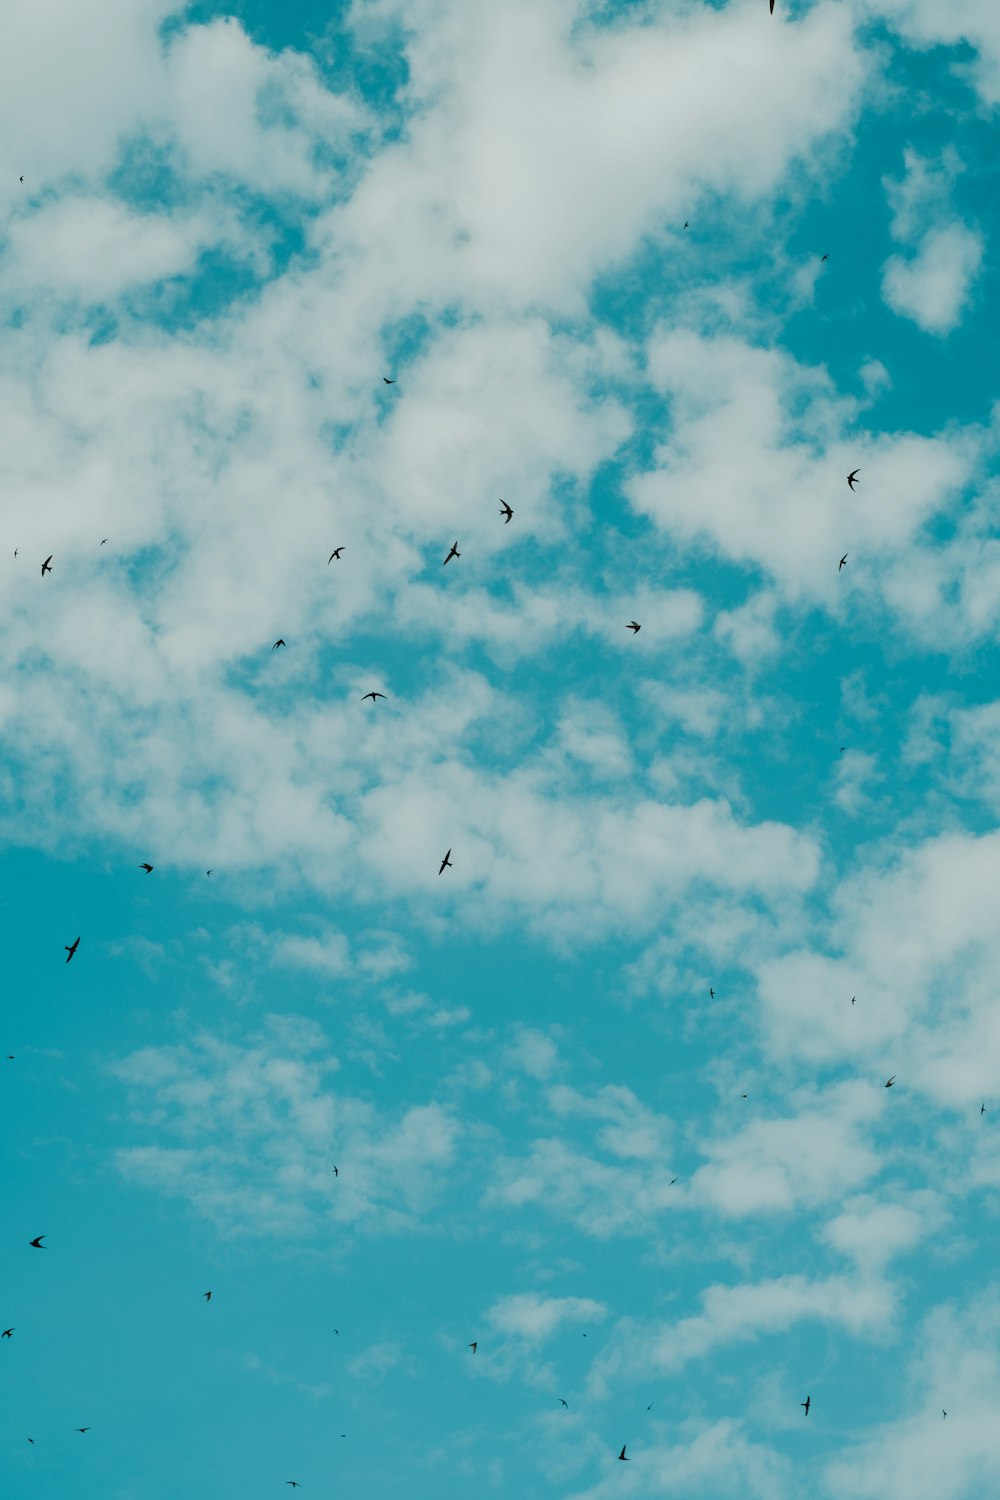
203;1291;212;1302
139;862;153;873
2;1328;13;1339
669;1178;678;1185
13;548;17;557
851;996;856;1005
443;541;460;566
439;849;453;875
272;639;285;650
361;691;386;703
885;1076;896;1088
646;1403;654;1411
821;253;829;262
618;1445;629;1461
802;1396;811;1416
19;176;23;183
41;555;52;576
100;539;107;546
847;469;861;490
383;377;395;384
628;621;641;633
65;937;80;963
982;1103;986;1116
943;1410;947;1419
839;554;848;571
468;1342;477;1354
332;1166;338;1176
75;1428;90;1434
29;1236;45;1249
206;870;212;877
709;988;715;999
499;500;513;523
559;1398;568;1408
328;548;344;562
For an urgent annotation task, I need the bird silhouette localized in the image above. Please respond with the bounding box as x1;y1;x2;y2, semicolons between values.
709;988;715;998
847;469;861;490
628;621;641;634
618;1445;629;1461
29;1236;45;1248
851;996;856;1005
839;554;848;571
943;1409;947;1419
139;863;153;873
206;870;212;877
821;254;829;262
559;1398;568;1407
383;377;395;384
885;1076;896;1088
332;1165;338;1176
203;1291;212;1302
982;1103;986;1116
41;555;52;576
2;1328;13;1338
361;692;386;703
443;541;460;566
328;548;344;562
75;1428;90;1434
439;849;453;875
100;539;108;546
802;1396;811;1415
64;937;80;963
272;639;285;650
499;500;513;523
469;1341;477;1353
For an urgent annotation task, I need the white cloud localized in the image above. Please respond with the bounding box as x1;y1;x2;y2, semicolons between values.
486;1292;606;1341
882;224;983;336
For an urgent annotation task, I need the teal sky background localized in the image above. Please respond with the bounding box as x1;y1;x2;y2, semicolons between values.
3;1;1000;1497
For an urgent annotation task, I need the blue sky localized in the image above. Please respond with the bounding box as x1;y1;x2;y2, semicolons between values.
2;0;1000;1496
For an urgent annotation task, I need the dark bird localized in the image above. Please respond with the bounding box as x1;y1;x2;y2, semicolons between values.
272;639;285;650
982;1103;986;1116
821;254;829;262
328;548;344;562
29;1236;45;1249
383;377;395;384
559;1398;568;1408
332;1166;338;1176
839;554;848;571
41;555;52;576
840;746;847;753
669;1178;678;1185
802;1396;811;1416
20;176;23;183
709;988;715;999
628;621;641;634
943;1410;947;1419
75;1428;90;1434
206;870;212;877
885;1076;896;1088
443;541;460;566
618;1445;629;1461
100;539;107;546
13;548;17;558
203;1291;212;1302
851;996;856;1005
65;937;80;963
847;469;861;490
499;499;513;524
646;1403;654;1411
468;1342;477;1354
139;862;154;873
439;849;453;875
28;1438;34;1444
2;1328;13;1338
361;692;386;703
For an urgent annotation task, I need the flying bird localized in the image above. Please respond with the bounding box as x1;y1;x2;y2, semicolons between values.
361;692;386;703
100;539;108;546
847;469;861;490
272;639;285;650
618;1445;629;1461
203;1292;212;1302
29;1236;45;1248
821;254;829;262
139;863;153;873
559;1398;568;1408
802;1396;811;1416
75;1428;90;1434
709;988;715;999
885;1076;896;1088
628;621;641;634
468;1342;477;1353
443;541;460;566
2;1328;13;1338
982;1103;986;1116
439;849;453;875
383;377;395;384
943;1410;947;1419
65;937;80;963
41;555;52;576
669;1178;678;1185
332;1165;338;1176
851;996;856;1005
328;548;344;562
499;500;513;523
839;554;848;571
646;1403;654;1411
